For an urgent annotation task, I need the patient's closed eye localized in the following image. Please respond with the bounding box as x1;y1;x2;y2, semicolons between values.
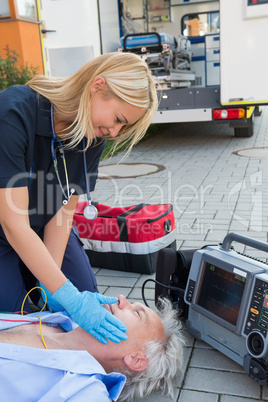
134;308;144;320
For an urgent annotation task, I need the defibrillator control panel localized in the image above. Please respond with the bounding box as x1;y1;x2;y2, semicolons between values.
244;278;268;337
185;279;195;304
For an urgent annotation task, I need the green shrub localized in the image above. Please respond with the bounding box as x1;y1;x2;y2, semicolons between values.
0;45;39;91
101;123;169;160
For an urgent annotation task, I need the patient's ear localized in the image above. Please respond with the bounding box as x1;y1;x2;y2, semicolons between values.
123;352;148;372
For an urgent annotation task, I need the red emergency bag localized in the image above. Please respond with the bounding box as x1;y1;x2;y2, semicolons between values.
73;202;176;274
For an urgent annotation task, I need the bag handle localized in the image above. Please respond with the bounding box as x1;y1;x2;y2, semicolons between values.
118;203;149;218
147;205;173;223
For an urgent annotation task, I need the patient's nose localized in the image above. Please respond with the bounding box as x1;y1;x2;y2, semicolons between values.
118;294;131;310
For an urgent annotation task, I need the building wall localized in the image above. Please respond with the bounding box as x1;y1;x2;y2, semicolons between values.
0;0;44;74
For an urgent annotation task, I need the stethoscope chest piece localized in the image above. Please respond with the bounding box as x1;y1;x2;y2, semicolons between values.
83;203;98;220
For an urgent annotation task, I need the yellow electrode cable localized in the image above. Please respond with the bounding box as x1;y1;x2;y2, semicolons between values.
36;315;48;349
21;286;48;349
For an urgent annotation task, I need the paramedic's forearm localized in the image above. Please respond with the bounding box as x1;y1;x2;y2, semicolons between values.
0;186;66;293
43;194;79;268
2;222;67;294
0;187;78;293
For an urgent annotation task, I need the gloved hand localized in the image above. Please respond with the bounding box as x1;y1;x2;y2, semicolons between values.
51;280;128;344
39;283;64;312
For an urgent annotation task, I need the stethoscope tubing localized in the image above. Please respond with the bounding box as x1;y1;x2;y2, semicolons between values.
50;105;97;220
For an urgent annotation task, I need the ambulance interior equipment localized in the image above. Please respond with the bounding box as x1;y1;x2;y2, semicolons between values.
119;32;195;89
184;232;268;384
118;0;268;138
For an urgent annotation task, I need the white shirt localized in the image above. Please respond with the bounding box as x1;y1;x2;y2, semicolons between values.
0;311;126;401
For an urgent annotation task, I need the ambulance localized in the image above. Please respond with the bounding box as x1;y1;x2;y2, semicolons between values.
38;0;268;137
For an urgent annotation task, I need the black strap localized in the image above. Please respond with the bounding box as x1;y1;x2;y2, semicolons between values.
118;203;149;218
117;204;149;242
147;204;173;223
117;216;129;242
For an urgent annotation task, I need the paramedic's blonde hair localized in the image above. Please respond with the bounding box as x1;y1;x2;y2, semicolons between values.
118;298;185;402
27;52;158;155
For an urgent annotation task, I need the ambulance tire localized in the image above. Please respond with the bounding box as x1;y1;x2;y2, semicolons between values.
254;106;262;117
234;115;254;138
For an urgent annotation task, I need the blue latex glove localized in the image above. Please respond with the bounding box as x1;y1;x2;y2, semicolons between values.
51;280;128;344
39;283;64;312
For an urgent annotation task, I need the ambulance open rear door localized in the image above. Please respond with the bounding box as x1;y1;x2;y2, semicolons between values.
220;0;268;109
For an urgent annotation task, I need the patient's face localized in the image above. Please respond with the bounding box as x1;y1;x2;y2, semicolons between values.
104;295;165;352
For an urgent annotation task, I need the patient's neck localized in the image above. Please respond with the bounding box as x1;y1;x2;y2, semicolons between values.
0;323;116;373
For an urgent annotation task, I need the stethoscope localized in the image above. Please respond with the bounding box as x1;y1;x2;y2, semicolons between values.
50;105;98;220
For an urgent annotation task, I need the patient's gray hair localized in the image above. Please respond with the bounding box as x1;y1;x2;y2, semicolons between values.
118;298;184;401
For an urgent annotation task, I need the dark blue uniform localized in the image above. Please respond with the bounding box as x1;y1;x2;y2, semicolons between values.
0;86;105;312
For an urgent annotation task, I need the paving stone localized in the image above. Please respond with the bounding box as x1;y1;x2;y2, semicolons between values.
91;267;100;274
132;387;180;402
190;348;244;372
180;346;192;387
205;229;232;242
102;286;132;298
95;275;137;287
96;269;140;278
181;328;195;347
178;390;218;402
134;273;156;288
262;385;268;400
221;396;262;402
182;239;213;248
128;286;154;301
98;285;108;294
183;368;261;398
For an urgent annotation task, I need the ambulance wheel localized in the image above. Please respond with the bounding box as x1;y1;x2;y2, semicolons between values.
234;115;254;138
254;106;262;117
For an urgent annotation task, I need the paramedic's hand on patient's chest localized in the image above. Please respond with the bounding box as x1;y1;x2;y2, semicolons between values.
52;280;128;344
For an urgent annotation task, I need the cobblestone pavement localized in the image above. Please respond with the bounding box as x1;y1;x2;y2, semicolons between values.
89;106;268;402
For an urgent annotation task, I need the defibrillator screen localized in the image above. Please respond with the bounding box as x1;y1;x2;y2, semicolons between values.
196;262;246;326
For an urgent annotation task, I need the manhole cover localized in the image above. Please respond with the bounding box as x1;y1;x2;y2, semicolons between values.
99;163;165;179
232;147;268;159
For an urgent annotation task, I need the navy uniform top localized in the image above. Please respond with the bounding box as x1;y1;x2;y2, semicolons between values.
0;85;105;246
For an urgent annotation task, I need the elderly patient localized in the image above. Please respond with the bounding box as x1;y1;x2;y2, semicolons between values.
0;295;184;402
